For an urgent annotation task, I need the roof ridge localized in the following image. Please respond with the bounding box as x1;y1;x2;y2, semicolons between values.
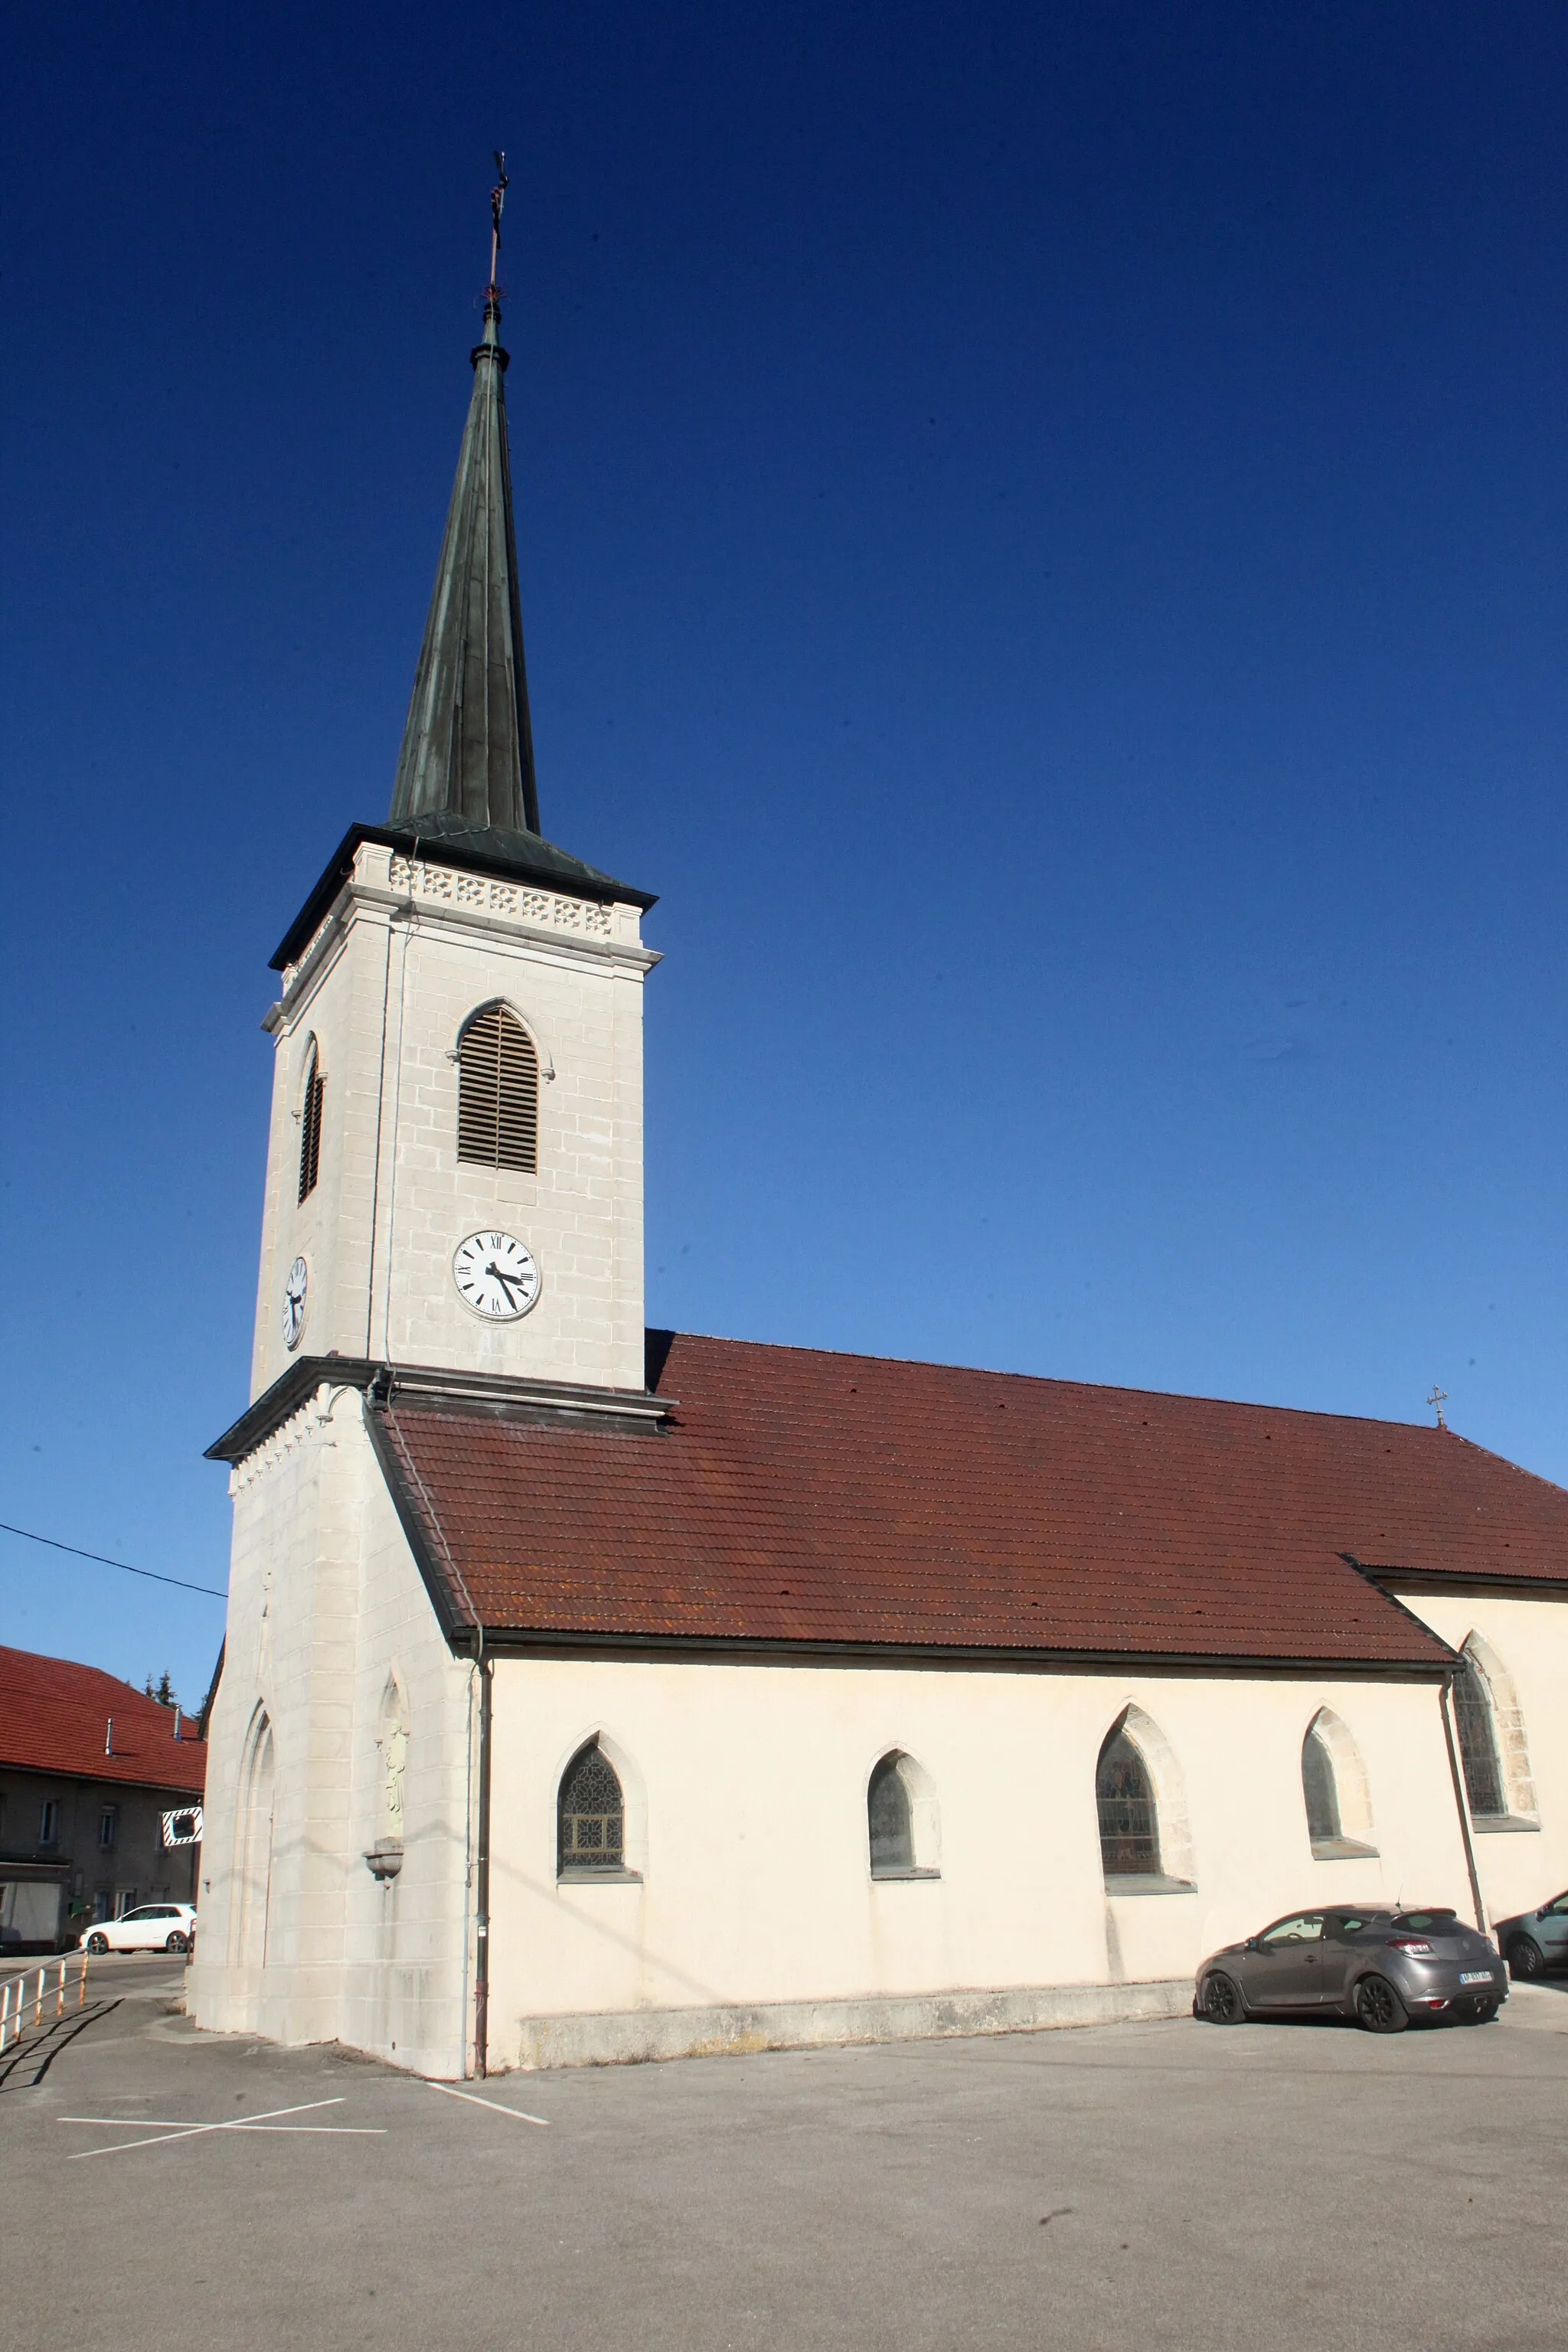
659;1329;1442;1436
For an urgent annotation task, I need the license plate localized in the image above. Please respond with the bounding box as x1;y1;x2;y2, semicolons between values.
1459;1971;1494;1984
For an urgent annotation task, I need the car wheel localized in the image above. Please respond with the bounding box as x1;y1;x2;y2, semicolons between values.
86;1932;109;1956
1353;1974;1408;2034
165;1931;189;1952
1507;1936;1545;1981
1200;1971;1247;2025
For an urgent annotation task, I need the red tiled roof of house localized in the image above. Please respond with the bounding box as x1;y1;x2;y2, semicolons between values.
0;1646;207;1792
374;1334;1568;1668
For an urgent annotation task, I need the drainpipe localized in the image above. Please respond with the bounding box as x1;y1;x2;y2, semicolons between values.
473;1637;492;2079
1439;1671;1488;1935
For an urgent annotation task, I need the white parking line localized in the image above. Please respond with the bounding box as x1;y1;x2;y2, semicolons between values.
57;2096;387;2159
426;2079;550;2126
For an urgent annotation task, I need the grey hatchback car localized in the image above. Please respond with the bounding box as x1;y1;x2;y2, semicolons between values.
1196;1906;1508;2032
1491;1888;1568;1981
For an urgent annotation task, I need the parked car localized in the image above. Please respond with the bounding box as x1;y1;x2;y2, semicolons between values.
77;1903;197;1956
1491;1889;1568;1981
1195;1906;1507;2033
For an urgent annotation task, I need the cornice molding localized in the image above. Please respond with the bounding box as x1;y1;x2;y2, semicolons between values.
207;1354;670;1468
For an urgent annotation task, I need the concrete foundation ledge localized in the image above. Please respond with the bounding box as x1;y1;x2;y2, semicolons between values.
511;1978;1192;2070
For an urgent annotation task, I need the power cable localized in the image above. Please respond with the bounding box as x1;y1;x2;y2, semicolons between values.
0;1521;227;1600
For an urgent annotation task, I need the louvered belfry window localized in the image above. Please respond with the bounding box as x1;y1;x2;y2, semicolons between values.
459;1004;539;1172
297;1043;325;1204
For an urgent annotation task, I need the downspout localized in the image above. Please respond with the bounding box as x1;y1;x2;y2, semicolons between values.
473;1632;492;2079
1439;1671;1488;1934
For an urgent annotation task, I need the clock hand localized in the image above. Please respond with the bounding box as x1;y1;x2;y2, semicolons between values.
485;1262;523;1301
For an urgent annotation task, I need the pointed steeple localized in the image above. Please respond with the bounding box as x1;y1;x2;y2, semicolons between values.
390;164;540;835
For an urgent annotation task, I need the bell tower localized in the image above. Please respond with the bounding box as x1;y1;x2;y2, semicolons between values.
247;199;658;1403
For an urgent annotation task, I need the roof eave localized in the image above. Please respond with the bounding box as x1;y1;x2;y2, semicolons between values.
270;819;658;972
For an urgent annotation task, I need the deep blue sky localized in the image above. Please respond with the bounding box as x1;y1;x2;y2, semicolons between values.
4;3;1566;1704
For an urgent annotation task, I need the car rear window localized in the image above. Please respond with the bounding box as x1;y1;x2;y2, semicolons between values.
1392;1909;1461;1932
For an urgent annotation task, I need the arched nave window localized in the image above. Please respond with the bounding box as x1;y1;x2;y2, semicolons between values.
1300;1709;1377;1857
1096;1724;1160;1878
1302;1723;1340;1844
1453;1635;1536;1824
1094;1707;1194;1887
557;1740;624;1876
458;1003;538;1172
867;1753;940;1880
297;1037;325;1204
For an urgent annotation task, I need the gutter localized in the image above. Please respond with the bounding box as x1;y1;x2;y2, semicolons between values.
1438;1671;1488;1934
474;1639;492;2079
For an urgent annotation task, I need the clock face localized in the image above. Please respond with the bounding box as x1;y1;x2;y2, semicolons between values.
452;1230;541;1321
282;1256;309;1350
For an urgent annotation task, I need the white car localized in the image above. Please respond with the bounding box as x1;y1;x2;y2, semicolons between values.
79;1903;197;1955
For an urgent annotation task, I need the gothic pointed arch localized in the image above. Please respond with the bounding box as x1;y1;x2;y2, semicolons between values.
1095;1705;1194;1889
1455;1634;1536;1822
1301;1707;1377;1856
374;1672;410;1847
232;1707;276;1971
867;1750;940;1879
556;1733;648;1879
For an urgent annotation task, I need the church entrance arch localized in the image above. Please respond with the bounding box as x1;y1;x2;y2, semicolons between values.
234;1712;276;1971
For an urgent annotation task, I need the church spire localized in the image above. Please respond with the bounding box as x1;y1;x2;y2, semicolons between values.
390;156;541;836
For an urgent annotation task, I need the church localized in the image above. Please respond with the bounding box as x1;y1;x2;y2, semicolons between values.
188;250;1568;2080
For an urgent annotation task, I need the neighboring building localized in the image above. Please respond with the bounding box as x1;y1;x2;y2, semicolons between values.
0;1646;206;1951
188;233;1568;2082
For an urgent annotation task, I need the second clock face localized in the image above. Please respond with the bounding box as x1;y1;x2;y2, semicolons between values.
283;1255;309;1350
452;1230;541;1321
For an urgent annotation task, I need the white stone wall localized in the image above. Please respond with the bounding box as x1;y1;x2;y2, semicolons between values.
188;1390;475;2077
1396;1589;1568;1925
482;1654;1475;2069
250;843;656;1397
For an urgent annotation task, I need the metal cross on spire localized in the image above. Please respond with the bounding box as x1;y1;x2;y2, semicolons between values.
485;149;508;305
1428;1385;1449;1430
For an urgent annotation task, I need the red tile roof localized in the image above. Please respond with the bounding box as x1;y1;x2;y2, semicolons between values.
375;1334;1568;1668
0;1646;207;1792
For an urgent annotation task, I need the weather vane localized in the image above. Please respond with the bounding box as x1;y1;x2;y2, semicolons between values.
485;149;508;302
1428;1384;1448;1430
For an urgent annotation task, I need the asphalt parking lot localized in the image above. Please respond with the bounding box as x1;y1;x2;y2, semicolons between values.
2;1956;1565;2352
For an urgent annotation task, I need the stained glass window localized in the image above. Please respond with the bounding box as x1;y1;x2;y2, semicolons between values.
558;1742;625;1874
1302;1728;1341;1844
1096;1729;1160;1877
868;1754;913;1877
1453;1658;1504;1818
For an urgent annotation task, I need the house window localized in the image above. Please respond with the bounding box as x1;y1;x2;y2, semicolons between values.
458;1004;539;1172
97;1807;119;1851
1301;1728;1341;1845
298;1040;325;1203
1453;1657;1505;1818
114;1889;138;1918
38;1799;60;1847
1096;1730;1160;1877
557;1743;624;1876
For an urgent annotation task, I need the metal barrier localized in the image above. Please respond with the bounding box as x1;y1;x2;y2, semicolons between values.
0;1955;89;2054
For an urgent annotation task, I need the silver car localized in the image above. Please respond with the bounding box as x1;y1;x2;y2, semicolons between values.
1491;1887;1568;1982
1195;1906;1508;2033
